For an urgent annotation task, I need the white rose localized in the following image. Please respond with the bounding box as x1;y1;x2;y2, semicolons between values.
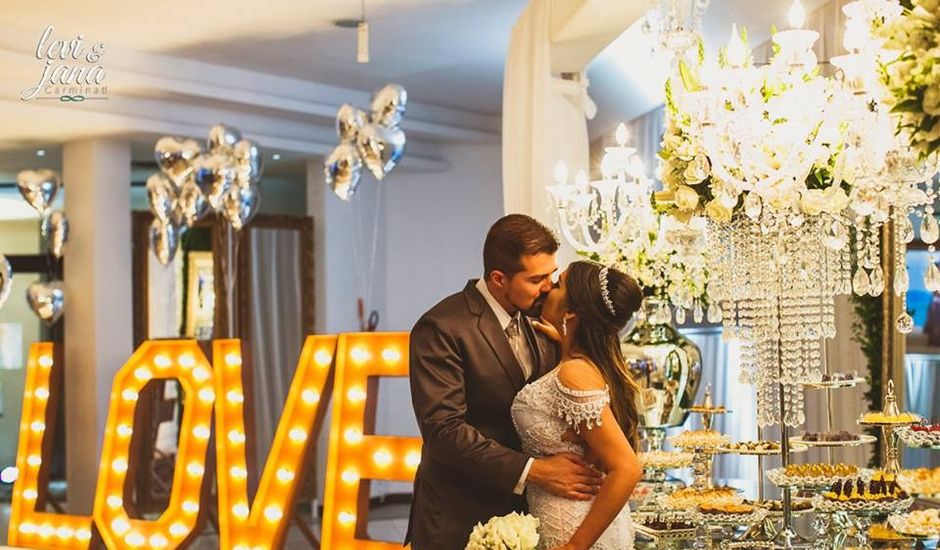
683;154;710;184
660;159;685;188
821;186;850;214
923;86;940;116
704;199;733;223
674;185;700;211
765;187;801;212
799;189;826;216
663;133;684;152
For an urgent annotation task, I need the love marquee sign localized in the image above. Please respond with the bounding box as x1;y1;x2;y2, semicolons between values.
7;333;419;550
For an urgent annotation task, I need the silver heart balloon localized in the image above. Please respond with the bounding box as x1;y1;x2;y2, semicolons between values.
40;210;69;259
26;280;65;325
234;139;263;185
17;169;61;214
356;123;406;180
0;255;12;311
193;152;236;210
154;136;201;189
146;173;178;224
176;180;210;227
336;104;367;141
149;219;179;266
325;142;363;201
207;124;242;154
370;84;408;127
221;184;261;231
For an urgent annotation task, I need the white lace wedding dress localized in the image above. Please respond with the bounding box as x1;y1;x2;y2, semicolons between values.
511;369;634;550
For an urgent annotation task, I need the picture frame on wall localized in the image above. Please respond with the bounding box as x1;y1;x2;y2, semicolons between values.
184;251;215;340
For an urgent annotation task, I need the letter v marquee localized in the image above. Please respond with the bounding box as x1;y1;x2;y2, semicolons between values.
212;336;337;550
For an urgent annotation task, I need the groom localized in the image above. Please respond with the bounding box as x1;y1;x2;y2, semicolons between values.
406;214;603;549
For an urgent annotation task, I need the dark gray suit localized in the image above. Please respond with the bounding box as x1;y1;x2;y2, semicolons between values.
405;280;558;549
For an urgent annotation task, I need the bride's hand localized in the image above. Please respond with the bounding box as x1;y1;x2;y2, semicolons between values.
531;317;561;342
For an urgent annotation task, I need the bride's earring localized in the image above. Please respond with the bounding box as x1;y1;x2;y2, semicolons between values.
562;316;568;336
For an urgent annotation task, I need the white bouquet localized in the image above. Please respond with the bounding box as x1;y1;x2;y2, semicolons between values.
880;0;940;159
465;511;540;550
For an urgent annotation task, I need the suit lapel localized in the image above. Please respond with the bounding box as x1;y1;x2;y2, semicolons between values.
464;280;526;392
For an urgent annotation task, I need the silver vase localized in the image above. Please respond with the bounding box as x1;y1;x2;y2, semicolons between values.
621;297;703;437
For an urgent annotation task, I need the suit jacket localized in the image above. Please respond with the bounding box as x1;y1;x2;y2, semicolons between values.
405;280;559;550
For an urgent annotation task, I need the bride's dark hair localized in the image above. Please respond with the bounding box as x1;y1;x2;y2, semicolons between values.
565;261;643;446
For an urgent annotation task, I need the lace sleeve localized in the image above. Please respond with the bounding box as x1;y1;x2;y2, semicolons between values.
550;375;610;433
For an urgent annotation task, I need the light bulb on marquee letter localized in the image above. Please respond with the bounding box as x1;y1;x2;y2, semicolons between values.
8;343;93;549
321;332;421;548
92;341;215;550
213;336;337;550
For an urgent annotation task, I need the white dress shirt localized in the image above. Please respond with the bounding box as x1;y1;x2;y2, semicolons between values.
475;277;535;495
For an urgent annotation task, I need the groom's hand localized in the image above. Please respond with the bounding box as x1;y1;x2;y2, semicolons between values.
527;453;603;501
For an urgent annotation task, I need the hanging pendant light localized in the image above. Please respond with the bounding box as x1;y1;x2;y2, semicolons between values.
357;0;370;63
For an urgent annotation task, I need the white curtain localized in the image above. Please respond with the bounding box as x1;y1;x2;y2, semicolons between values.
248;228;305;477
502;0;590;224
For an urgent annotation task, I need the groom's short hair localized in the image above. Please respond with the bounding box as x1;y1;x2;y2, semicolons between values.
483;214;559;279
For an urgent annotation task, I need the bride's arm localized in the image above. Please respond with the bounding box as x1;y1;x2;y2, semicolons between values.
553;363;642;550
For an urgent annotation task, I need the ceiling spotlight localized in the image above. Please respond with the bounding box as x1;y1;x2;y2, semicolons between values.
272;153;281;161
35;150;46;157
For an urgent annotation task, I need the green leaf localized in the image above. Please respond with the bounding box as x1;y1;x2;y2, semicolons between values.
678;60;702;92
891;98;923;113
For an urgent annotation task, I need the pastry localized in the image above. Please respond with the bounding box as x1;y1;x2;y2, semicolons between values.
723;440;780;453
639;450;693;469
910;422;940;433
897;467;940;496
783;463;858;478
670;430;730;450
823;473;909;502
638;517;695;531
869;523;911;541
663;487;741;510
821;372;858;382
800;430;860;442
699;502;754;514
889;509;940;537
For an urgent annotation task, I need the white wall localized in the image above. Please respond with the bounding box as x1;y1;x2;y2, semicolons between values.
307;142;503;501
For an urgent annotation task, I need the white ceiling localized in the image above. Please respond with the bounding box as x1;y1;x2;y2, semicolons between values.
0;0;835;173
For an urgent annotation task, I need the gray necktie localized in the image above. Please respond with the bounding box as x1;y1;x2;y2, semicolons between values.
506;316;534;380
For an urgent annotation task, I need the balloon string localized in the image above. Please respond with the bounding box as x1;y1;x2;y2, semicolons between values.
366;183;383;313
350;183;384;326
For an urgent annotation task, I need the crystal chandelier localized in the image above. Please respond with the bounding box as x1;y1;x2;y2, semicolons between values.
548;125;711;317
830;0;940;333
641;0;711;56
547;124;648;255
659;0;864;428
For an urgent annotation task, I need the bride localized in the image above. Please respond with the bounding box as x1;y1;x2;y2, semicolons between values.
511;261;644;550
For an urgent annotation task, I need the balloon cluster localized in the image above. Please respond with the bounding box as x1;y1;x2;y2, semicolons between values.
149;124;263;265
325;83;407;200
6;169;68;324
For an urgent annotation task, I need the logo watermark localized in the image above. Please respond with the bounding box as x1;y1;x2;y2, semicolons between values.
20;26;108;102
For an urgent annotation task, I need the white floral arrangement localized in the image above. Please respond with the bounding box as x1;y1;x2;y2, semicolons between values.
656;32;850;222
591;208;710;320
880;0;940;159
465;512;540;550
